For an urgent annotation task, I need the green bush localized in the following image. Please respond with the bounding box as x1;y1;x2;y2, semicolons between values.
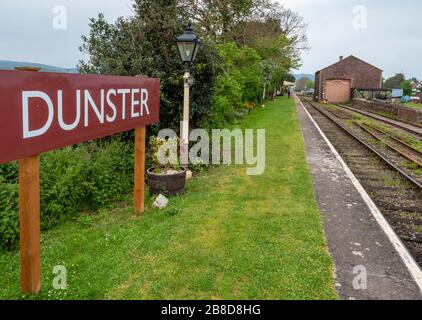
40;147;91;229
0;178;19;251
0;139;134;251
211;43;264;127
0;162;18;184
211;76;242;125
87;140;134;208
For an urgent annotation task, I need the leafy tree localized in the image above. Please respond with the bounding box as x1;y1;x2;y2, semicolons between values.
296;77;310;91
79;0;308;129
284;73;296;83
180;0;275;40
383;73;405;89
399;80;413;96
79;1;219;132
210;43;263;126
305;79;315;89
181;0;308;95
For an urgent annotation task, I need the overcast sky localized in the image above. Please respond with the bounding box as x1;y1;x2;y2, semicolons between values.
282;0;422;79
0;0;420;79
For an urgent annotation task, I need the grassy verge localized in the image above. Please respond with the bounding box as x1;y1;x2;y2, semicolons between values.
0;97;337;300
404;102;422;111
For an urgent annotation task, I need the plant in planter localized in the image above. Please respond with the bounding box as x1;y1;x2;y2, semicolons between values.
147;136;187;196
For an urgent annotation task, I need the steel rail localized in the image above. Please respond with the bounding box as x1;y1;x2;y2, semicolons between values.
354;121;422;167
335;103;422;138
361;122;422;156
299;97;422;190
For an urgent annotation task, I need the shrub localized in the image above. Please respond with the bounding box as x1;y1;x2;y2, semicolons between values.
0;162;18;184
189;157;209;173
210;43;264;128
0;178;19;251
40;147;91;229
148;136;181;174
87;140;134;208
243;101;257;111
0;139;134;251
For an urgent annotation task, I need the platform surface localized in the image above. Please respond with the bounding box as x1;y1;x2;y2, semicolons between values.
295;97;422;300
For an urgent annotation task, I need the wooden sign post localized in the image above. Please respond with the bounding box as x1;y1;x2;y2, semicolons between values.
0;69;160;294
134;127;146;214
16;67;42;294
19;155;41;293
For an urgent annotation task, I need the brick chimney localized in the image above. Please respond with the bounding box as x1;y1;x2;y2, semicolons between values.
339;56;344;61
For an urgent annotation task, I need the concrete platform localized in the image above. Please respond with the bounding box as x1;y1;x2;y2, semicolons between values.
295;97;422;300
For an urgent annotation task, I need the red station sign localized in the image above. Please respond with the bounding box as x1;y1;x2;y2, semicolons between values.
0;70;160;163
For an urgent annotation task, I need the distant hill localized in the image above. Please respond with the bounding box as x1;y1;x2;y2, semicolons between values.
0;60;78;73
294;73;315;82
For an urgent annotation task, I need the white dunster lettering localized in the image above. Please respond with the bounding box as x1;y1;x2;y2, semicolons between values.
117;89;130;120
106;89;117;123
22;91;54;139
131;89;140;118
84;90;104;127
140;88;150;116
21;88;150;138
57;90;81;131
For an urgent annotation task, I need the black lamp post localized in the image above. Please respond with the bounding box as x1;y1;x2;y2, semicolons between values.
176;22;201;166
176;22;201;70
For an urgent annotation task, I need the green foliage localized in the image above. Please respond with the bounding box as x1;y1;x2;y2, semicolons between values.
0;163;18;184
0;98;337;300
40;147;91;229
189;157;209;174
284;73;296;83
296;77;309;91
148;136;181;173
0;178;19;251
79;1;308;130
86;140;134;208
79;4;219;132
384;73;406;89
0;139;134;251
0;0;310;251
211;74;244;125
211;43;263;127
306;80;315;89
399;80;413;96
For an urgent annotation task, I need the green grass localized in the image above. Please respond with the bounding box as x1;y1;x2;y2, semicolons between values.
0;97;337;300
404;102;422;111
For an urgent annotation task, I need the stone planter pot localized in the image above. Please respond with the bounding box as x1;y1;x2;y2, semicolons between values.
146;167;187;196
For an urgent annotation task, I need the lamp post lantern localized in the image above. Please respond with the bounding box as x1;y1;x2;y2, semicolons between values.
176;22;201;166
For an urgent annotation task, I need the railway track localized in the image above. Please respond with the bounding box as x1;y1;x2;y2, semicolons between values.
297;96;422;265
335;103;422;139
302;98;422;189
354;121;422;168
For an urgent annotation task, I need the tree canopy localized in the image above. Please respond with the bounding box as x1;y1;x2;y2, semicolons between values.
399;80;413;96
79;0;309;129
383;73;405;89
295;77;314;91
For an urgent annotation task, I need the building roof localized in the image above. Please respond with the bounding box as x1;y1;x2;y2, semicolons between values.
317;55;383;73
